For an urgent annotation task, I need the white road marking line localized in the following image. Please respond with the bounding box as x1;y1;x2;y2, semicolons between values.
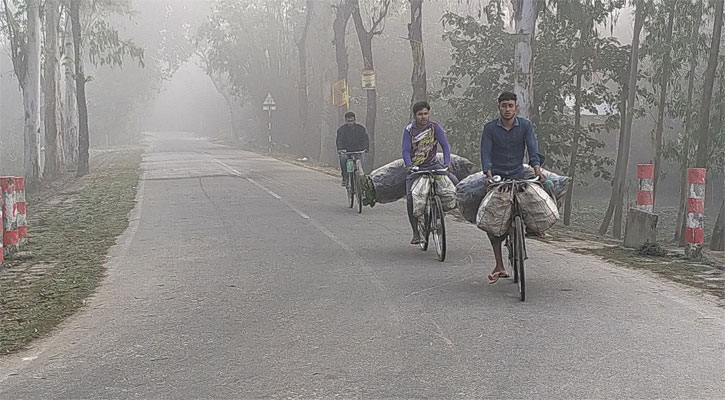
246;177;282;199
212;158;308;219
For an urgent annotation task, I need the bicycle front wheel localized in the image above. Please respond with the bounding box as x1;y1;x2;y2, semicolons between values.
432;196;446;262
348;172;354;208
514;215;526;301
355;172;363;214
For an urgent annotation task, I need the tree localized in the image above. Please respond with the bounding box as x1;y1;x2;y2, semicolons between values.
3;0;43;185
333;0;352;124
295;0;314;157
62;11;79;170
70;0;89;176
439;4;515;162
511;0;543;118
350;0;391;171
70;0;144;177
643;0;677;207
669;0;705;244
44;0;65;178
693;0;723;169
541;0;622;226
599;0;652;237
408;0;426;108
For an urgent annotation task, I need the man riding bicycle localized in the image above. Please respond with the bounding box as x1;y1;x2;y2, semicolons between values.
336;112;369;187
402;101;459;245
481;92;546;284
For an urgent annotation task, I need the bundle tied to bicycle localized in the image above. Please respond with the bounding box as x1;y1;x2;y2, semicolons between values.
456;165;569;236
360;154;475;208
411;174;457;218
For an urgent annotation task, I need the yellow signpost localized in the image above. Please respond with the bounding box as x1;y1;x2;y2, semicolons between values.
332;79;349;107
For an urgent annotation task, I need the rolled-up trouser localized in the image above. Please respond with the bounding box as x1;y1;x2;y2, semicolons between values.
405;162;460;230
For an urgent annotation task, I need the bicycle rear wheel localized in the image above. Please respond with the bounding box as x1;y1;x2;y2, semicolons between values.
355;171;363;214
514;215;526;301
432;196;446;262
347;172;354;208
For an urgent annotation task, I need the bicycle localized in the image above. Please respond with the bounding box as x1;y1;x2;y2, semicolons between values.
340;151;365;214
488;176;540;301
410;168;450;262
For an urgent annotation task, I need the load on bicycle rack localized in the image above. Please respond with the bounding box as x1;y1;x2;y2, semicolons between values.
478;176;560;301
408;168;456;262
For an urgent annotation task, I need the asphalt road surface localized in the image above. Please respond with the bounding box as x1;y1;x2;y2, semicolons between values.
2;131;723;399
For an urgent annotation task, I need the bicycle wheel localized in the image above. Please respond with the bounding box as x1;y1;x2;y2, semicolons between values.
505;235;517;283
514;215;526;301
347;172;354;208
355;171;363;214
432;196;446;262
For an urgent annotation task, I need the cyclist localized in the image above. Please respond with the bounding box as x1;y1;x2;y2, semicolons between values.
481;91;546;284
402;101;459;245
336;112;369;187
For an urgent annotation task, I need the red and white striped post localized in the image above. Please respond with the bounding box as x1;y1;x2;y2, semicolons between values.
0;177;19;255
15;177;27;243
686;168;706;258
1;189;4;264
636;164;655;213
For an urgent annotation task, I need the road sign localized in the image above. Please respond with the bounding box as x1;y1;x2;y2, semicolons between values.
262;93;276;111
361;69;375;90
332;79;348;107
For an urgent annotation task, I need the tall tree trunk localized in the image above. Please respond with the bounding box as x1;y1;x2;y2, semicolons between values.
652;1;676;207
408;0;427;110
599;86;628;236
296;0;313;158
709;77;725;251
693;0;723;168
43;0;64;179
330;0;352;165
62;16;79;171
511;0;541;118
70;0;90;177
563;30;587;226
351;0;382;172
675;2;703;244
333;1;351;124
24;0;43;185
616;1;649;238
599;2;649;237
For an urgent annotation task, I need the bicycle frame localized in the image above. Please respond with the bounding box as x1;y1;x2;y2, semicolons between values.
410;168;450;261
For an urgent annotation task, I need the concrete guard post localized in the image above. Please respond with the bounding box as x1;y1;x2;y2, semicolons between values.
15;177;27;243
624;164;658;249
0;177;19;255
685;168;706;258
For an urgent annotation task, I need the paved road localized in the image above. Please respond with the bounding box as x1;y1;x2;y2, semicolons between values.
2;132;723;399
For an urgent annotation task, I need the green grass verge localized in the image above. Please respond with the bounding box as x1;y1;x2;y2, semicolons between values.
0;150;141;354
571;246;724;299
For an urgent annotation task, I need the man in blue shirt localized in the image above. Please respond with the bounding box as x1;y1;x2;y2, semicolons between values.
481;91;546;284
402;101;459;244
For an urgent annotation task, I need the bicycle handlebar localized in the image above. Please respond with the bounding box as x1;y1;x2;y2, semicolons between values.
409;168;449;176
488;176;541;187
339;150;367;155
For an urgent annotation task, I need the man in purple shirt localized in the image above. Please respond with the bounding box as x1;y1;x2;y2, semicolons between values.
402;101;459;244
481;91;546;284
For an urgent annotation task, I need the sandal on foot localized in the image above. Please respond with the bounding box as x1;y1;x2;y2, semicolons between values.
487;271;509;284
